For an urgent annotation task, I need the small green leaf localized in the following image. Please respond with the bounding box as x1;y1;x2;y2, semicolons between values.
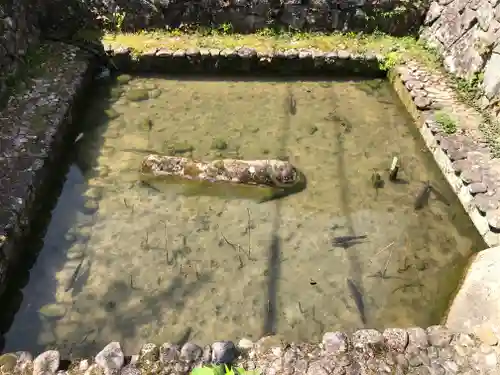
191;367;215;375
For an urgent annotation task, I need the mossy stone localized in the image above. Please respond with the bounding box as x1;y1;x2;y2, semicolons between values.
164;142;194;155
126;89;150;102
116;74;132;84
104;108;120;120
149;89;162;99
109;87;123;101
211;138;228;151
39;303;67;319
0;353;17;371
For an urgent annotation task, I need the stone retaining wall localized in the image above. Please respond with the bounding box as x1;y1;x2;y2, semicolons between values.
2;327;500;374
419;0;500;120
90;0;427;36
0;0;41;104
0;42;96;301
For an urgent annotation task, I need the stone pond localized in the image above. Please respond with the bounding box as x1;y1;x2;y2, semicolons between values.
2;0;500;373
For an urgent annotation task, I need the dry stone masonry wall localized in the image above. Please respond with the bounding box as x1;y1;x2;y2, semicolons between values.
3;327;500;375
0;0;41;103
419;0;500;120
87;0;427;35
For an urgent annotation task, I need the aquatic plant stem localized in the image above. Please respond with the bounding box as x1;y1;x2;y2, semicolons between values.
382;246;394;278
246;208;252;258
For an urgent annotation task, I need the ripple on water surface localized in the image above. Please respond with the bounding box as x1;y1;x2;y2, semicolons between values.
2;75;485;358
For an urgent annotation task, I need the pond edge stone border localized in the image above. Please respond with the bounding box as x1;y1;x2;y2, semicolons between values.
1;43;500;374
0;43;98;300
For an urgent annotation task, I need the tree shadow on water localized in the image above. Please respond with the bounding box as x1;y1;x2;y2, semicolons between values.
42;269;213;358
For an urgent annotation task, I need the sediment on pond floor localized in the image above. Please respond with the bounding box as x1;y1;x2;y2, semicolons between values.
0;30;499;374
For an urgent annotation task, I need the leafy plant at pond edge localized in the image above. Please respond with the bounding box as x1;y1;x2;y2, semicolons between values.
191;365;261;375
434;110;457;134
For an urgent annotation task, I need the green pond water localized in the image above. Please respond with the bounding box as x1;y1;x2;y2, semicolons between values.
1;75;486;358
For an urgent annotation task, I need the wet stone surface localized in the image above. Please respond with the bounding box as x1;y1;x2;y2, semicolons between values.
0;42;93;299
394;60;500;246
1;328;500;374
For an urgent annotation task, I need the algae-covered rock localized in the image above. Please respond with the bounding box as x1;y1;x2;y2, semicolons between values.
149;89;162;99
104;108;120;120
0;353;17;372
109;87;123;101
163;142;194;155
126;88;150;102
116;74;132;84
38;304;67;319
211;138;228;151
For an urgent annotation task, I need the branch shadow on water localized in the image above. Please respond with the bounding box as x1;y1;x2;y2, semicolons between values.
262;205;282;337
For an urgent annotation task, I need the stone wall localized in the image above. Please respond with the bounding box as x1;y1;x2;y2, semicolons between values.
419;0;500;119
90;0;427;36
0;0;41;104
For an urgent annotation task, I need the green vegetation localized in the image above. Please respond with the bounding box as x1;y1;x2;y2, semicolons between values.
102;28;440;69
434;110;457;134
191;365;260;375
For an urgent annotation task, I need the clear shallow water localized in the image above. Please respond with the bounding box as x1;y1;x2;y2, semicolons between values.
1;75;485;358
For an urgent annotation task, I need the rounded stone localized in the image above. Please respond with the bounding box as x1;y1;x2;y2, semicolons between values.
180;342;202;362
139;343;159;362
469;182;488;194
383;328;409;352
237;338;254;352
95;342;124;371
0;353;18;372
201;345;212;364
486;210;500;230
33;350;60;375
352;329;384;351
408;327;429;348
159;343;180;363
414;96;432;110
212;341;237;364
460;166;483;184
427;326;453;347
322;331;348;354
473;193;499;213
474;325;499;346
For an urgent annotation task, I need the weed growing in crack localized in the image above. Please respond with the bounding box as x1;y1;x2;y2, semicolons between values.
434;110;457;134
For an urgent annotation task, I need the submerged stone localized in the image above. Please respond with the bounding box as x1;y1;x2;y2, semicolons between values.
126;89;150;102
38;304;67;319
33;350;60;375
0;353;17;372
163;142;194;155
149;88;162;99
109;87;124;101
104;108;120;119
116;74;132;84
211;138;228;150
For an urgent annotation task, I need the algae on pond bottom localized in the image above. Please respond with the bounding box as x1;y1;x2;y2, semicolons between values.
2;76;485;358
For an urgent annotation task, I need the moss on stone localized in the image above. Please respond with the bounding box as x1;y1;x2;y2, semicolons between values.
102;29;442;70
125;88;150;102
163;141;195;155
212;138;228;151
